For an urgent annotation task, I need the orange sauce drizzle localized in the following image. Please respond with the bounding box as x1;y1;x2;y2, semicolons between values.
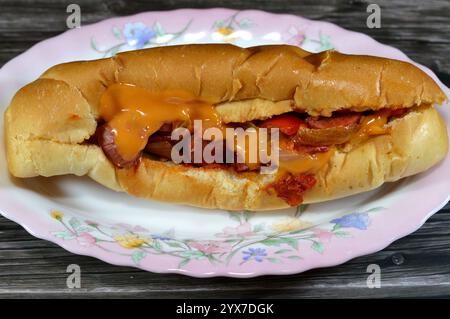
99;83;221;161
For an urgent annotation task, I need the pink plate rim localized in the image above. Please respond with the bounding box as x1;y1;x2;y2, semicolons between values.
0;8;449;278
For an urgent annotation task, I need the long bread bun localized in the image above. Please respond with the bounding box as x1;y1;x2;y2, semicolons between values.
4;44;448;210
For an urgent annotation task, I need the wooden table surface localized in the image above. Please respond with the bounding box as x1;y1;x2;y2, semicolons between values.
1;0;450;298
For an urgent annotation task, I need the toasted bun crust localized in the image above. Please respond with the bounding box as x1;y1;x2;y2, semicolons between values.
4;44;448;210
40;44;446;118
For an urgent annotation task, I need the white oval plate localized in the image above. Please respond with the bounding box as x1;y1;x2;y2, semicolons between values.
0;8;449;277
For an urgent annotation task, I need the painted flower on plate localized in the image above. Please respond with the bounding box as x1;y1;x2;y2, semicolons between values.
50;211;63;220
151;234;172;241
217;26;234;36
76;232;96;247
313;228;333;242
331;213;370;230
216;222;254;238
114;234;151;249
123;22;155;49
286;25;306;45
212;26;236;42
242;248;267;262
85;220;98;227
212;14;253;43
271;217;312;233
190;240;232;254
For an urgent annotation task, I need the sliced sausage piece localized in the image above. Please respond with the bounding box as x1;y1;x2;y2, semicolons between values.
97;124;141;169
294;124;359;146
306;113;361;129
145;141;173;159
389;108;408;118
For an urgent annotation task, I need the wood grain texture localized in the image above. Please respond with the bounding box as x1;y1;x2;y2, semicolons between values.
1;0;450;298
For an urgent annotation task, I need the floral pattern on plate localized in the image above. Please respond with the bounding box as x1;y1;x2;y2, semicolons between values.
90;11;333;58
91;21;192;56
50;206;383;268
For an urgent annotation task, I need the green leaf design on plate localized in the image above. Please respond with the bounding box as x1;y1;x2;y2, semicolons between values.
152;240;162;251
76;226;93;233
295;204;309;217
207;254;219;264
90;37;98;51
112;26;122;39
243;211;253;222
284;238;299;250
131;250;146;265
259;238;282;246
260;237;298;250
288;228;309;235
238;18;253;28
311;241;324;254
365;206;385;213
287;255;302;260
153;22;165;37
253;223;265;233
334;231;352;238
300;36;311;47
267;257;280;264
52;231;75;240
224;239;241;244
109;46;120;57
228;212;243;223
319;34;333;51
68;217;80;231
214;20;225;28
274;249;291;254
179;250;205;259
178;258;190;268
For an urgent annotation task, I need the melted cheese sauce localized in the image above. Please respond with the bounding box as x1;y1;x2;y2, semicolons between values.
99;83;221;161
357;109;391;137
349;109;394;147
98;83;402;175
276;109;395;175
279;150;334;174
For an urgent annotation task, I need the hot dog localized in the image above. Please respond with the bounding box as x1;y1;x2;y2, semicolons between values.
4;44;448;210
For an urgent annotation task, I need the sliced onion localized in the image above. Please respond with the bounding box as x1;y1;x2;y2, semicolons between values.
278;149;303;161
